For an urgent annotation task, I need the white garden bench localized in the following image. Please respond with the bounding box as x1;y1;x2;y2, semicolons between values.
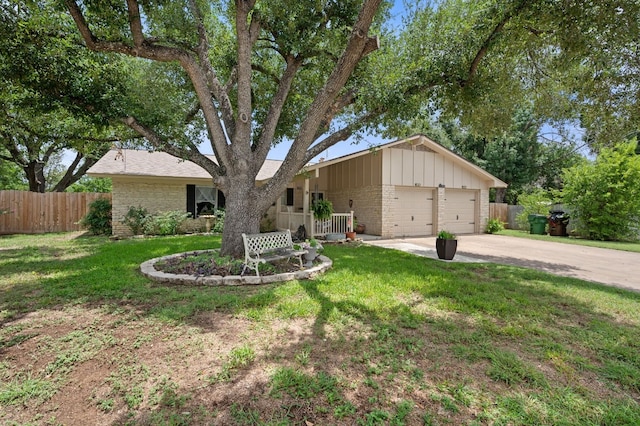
241;230;308;277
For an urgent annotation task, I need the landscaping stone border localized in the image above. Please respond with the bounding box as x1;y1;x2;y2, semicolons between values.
140;250;332;286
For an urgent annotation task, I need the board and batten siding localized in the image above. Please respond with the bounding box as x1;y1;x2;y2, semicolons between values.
382;145;489;189
325;151;383;190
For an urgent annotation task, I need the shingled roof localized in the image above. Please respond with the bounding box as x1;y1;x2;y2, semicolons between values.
88;149;282;182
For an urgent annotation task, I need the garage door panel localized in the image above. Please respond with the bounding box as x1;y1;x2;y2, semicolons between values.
444;190;476;235
395;187;434;237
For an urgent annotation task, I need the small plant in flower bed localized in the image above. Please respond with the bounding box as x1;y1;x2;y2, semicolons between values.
154;251;300;277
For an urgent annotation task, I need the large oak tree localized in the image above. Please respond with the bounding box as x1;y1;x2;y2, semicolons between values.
60;0;640;256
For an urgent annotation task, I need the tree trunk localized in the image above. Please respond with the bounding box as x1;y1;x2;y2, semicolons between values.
494;187;506;204
24;161;46;193
220;183;265;258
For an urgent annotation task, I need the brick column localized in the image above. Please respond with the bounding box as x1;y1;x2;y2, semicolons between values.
436;186;446;233
479;189;490;233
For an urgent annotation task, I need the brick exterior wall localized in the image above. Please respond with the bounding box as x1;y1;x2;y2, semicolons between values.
380;185;395;238
327;185;383;235
111;178;276;236
436;186;446;234
112;179;195;236
479;189;490;233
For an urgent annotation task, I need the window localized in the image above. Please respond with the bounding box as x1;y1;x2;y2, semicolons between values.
285;188;294;206
311;192;324;207
280;188;295;212
196;186;216;215
187;185;226;218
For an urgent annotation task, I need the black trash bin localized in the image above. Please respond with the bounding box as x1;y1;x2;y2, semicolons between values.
548;210;569;236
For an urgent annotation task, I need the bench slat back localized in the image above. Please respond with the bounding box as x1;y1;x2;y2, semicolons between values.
243;231;293;254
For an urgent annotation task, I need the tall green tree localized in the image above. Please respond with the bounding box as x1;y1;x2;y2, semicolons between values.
561;141;640;241
0;1;135;192
430;110;584;204
61;0;640;255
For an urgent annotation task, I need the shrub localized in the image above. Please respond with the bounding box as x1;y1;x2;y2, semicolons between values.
122;206;149;235
561;141;640;241
212;209;225;233
437;230;456;239
143;211;190;236
515;189;553;230
80;198;112;235
485;218;505;234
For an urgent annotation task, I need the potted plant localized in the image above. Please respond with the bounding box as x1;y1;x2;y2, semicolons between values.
301;238;323;266
436;230;457;260
311;199;333;221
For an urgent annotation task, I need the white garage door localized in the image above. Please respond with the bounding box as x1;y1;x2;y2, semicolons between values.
394;187;434;237
444;190;476;235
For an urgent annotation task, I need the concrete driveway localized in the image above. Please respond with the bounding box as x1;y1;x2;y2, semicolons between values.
365;234;640;293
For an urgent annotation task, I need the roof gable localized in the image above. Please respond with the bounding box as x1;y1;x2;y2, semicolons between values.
305;134;507;188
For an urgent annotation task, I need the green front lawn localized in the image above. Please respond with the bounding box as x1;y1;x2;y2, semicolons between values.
498;229;640;253
1;232;639;425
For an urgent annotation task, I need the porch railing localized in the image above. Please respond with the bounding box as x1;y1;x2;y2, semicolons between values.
276;209;354;238
312;212;353;237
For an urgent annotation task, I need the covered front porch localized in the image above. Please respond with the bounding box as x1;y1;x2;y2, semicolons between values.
274;168;354;238
276;208;354;238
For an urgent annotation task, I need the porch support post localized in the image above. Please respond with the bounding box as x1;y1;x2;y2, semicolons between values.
303;178;313;237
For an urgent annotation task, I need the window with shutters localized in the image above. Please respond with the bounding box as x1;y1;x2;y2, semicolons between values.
280;188;294;212
186;185;226;218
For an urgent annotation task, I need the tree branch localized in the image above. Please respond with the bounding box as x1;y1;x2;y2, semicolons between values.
66;0;233;168
188;0;236;139
234;0;254;152
282;0;381;163
126;0;145;48
251;63;281;85
461;0;526;87
254;55;304;163
304;111;380;164
260;0;382;205
121;116;226;183
184;101;202;124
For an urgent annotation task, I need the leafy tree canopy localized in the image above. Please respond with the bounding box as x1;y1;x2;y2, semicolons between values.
0;0;139;192
0;151;27;190
366;0;640;149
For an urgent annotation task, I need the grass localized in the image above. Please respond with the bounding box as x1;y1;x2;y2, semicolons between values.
498;228;640;253
1;231;640;425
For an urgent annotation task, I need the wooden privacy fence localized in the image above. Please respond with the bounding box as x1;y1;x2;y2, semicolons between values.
0;190;112;234
489;203;508;225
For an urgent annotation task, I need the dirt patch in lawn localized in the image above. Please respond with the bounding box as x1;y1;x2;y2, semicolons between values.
0;304;478;425
2;301;637;425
